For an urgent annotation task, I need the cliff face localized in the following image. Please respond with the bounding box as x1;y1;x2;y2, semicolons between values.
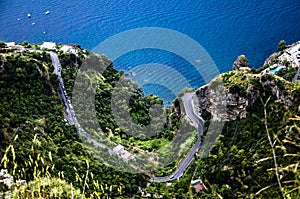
195;85;249;121
232;55;249;71
194;63;299;121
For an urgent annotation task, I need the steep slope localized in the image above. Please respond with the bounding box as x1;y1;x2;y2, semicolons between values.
193;60;300;198
0;47;148;198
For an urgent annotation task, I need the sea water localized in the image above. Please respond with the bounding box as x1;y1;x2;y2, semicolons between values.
1;0;300;103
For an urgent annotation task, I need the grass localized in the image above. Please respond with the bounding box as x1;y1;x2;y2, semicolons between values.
135;137;170;151
0;135;124;199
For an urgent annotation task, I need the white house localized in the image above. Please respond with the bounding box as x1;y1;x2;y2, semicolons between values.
113;144;124;153
41;42;56;50
5;42;16;47
60;44;77;54
113;144;134;161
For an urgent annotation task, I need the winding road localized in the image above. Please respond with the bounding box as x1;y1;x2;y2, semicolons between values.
49;52;120;158
49;52;75;124
151;92;204;182
49;51;203;182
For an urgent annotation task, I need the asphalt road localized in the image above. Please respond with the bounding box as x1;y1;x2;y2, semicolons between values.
48;52;120;157
49;52;203;181
49;52;76;124
151;92;204;182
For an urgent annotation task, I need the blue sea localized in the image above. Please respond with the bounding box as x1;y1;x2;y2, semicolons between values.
1;0;300;103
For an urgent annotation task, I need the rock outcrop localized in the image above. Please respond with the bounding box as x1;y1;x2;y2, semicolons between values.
232;55;249;71
263;51;281;66
195;82;249;121
194;72;298;122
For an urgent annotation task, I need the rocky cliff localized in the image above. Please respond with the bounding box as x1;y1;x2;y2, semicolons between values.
194;56;299;121
232;55;249;71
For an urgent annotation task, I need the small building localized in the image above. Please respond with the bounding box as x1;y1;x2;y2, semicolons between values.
3;42;24;52
191;179;206;193
113;144;134;162
113;144;124;153
5;42;15;47
41;42;56;50
278;42;300;68
120;150;133;160
60;44;77;54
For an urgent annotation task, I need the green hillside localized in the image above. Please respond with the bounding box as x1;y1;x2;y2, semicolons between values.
0;42;299;198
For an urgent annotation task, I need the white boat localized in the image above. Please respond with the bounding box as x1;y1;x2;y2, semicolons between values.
27;13;31;18
45;11;50;15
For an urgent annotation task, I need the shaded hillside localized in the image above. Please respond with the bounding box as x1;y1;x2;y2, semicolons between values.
194;66;300;198
0;48;148;198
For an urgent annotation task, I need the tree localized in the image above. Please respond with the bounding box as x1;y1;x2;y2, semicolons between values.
0;42;6;48
278;40;286;51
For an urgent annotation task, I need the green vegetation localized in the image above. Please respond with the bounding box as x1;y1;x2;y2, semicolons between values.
191;71;300;198
278;40;287;51
58;51;183;155
58;47;86;98
145;68;300;198
222;71;249;96
276;65;298;81
0;42;6;48
0;50;148;198
0;45;192;198
1;41;299;198
195;95;300;198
